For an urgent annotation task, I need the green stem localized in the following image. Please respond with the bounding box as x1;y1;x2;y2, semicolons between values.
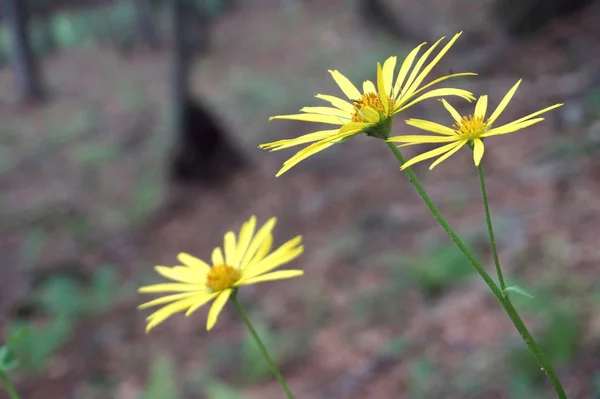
232;295;295;399
477;162;506;290
0;370;20;399
386;142;567;399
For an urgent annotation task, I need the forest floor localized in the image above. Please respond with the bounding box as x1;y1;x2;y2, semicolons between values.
2;0;600;398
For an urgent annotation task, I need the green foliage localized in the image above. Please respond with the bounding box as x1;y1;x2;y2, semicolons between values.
141;354;180;399
8;265;119;372
204;381;247;399
509;373;542;399
0;328;28;372
406;357;437;399
503;285;534;299
131;176;162;224
384;241;477;296
73;143;120;167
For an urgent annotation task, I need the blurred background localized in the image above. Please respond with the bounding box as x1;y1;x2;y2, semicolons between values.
1;0;600;398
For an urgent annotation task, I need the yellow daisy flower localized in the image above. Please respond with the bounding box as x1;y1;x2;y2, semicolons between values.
260;32;476;177
388;79;564;170
138;216;304;332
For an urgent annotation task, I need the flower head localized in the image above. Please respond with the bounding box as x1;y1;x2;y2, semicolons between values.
138;216;304;332
388;79;564;170
260;32;476;177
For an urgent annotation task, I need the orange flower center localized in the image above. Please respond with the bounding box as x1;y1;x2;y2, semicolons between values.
351;93;395;123
205;264;241;292
454;115;487;139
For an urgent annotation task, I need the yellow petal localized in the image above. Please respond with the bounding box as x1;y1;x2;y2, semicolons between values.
402;32;463;101
404;118;457;135
212;247;224;265
185;291;219;316
429;140;467;169
259;129;340;151
234;216;257;267
399;36;445;101
440;99;462;123
244;234;273;272
481;118;545;137
387;135;460;144
238;270;304;286
270;113;346;125
400;141;466;170
486;79;521;125
139;283;203;293
472;138;485;165
328;70;362;100
382;56;397;97
363;80;376;94
376;62;389;114
144;295;206;333
224;231;237;266
361;106;381;123
154;266;204;284
396;88;475;113
138;291;203;309
474;95;488;119
206;289;232;331
393;42;427;99
275;141;336;177
300;106;351;118
315;94;355;112
242;236;303;280
240;217;277;269
177;253;211;273
410;72;477;98
498;103;563;127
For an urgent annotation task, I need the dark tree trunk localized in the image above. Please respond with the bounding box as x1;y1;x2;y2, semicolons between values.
3;0;45;102
133;0;161;50
169;0;246;185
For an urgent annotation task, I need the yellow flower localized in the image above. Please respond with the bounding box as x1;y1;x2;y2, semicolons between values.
388;79;564;170
138;216;304;332
260;32;476;177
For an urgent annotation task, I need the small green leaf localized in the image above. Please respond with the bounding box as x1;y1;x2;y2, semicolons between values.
0;346;18;371
503;285;534;299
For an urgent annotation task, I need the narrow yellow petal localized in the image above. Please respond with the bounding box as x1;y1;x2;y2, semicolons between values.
212;247;224;265
402;32;463;101
328;70;362;100
472;138;485;166
393;42;427;99
177;253;211;274
270;113;346;125
376;62;389;114
234;216;257;267
410;72;477;98
139;283;203;293
185;292;219;316
397;88;475;113
259;130;340;151
139;292;202;309
440;99;462;123
240;217;277;269
300;106;351;118
474;95;488;119
428;140;467;169
404;118;457;135
400;141;465;170
387;135;460;144
315;94;355;112
363;80;376;94
244;234;273;271
382;56;397;97
206;289;232;331
238;270;304;286
399;36;445;101
486;79;521;125
154;266;204;284
223;231;236;266
361;106;381;123
242;236;303;280
144;296;205;332
275;141;335;177
496;103;563;127
481;118;545;137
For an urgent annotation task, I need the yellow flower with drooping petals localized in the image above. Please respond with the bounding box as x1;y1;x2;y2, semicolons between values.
138;216;304;332
388;79;563;170
260;32;476;176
